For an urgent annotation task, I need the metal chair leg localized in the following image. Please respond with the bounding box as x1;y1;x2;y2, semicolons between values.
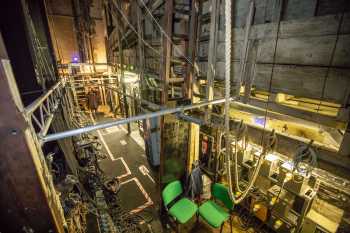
220;223;224;233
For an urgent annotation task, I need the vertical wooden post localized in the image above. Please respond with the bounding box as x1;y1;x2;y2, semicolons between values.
205;0;220;122
115;0;131;134
186;0;200;172
136;1;145;87
159;0;174;183
186;0;199;100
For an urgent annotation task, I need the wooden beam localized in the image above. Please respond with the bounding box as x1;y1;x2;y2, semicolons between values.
159;0;174;183
185;0;198;99
186;0;200;172
114;0;131;134
136;1;145;84
205;0;220;122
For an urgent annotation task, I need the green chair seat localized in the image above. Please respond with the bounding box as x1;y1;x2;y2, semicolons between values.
162;180;198;229
169;198;198;224
198;200;229;228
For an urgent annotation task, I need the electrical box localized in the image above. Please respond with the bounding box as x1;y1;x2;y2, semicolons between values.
260;153;279;179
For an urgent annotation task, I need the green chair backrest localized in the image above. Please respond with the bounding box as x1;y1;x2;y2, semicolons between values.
212;183;234;210
162;180;183;207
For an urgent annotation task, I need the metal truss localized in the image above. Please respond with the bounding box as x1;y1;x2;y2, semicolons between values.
24;79;66;138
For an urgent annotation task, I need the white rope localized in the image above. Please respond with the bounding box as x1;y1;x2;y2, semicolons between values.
224;0;265;205
224;0;235;201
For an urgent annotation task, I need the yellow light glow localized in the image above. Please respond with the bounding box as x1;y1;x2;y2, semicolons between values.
265;153;279;162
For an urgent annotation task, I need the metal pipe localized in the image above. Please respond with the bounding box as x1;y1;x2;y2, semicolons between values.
24;80;63;115
41;98;230;143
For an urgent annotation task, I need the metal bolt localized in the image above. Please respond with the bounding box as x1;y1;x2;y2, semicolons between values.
11;129;17;135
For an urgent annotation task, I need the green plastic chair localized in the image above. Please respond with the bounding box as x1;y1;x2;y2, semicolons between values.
162;180;198;231
198;183;234;233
